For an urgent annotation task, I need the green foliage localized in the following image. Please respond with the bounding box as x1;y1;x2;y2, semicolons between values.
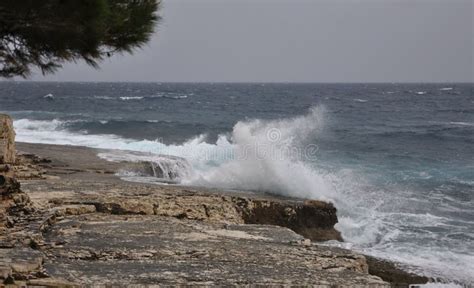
0;0;161;77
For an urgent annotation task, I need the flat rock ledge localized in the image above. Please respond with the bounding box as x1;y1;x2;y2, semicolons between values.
0;142;430;287
42;214;385;286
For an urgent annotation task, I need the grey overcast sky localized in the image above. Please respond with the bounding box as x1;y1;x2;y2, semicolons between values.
29;0;473;82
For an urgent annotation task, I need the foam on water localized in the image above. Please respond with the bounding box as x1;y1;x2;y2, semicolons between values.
12;108;474;284
99;150;193;182
119;96;144;101
449;121;474;127
181;106;335;201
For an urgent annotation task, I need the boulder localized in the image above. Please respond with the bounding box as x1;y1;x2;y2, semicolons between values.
235;198;343;242
0;115;31;232
0;175;29;232
0;114;16;165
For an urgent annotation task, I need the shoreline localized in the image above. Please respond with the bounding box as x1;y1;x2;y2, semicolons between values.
2;142;431;286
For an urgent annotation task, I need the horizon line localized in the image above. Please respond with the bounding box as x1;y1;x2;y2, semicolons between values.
2;80;473;84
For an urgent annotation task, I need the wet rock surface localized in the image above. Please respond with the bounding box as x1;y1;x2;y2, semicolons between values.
366;256;430;288
0;142;429;286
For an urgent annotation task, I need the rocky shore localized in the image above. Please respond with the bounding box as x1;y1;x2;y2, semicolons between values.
1;115;429;286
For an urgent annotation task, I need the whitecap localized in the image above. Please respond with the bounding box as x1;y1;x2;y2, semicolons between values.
163;94;188;99
449;122;474;127
153;92;189;99
152;93;188;99
119;96;144;101
94;95;113;100
353;98;368;103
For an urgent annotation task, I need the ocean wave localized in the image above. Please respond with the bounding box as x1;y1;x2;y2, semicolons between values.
93;95;114;100
61;119;212;142
119;96;144;101
371;127;473;140
91;93;190;101
449;122;474;127
163;94;188;99
13;118;230;166
0;110;64;118
14;119;127;147
183;107;333;199
155;92;189;99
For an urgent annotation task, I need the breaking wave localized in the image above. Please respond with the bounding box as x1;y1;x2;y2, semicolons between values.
119;96;144;101
92;93;190;101
181;106;333;200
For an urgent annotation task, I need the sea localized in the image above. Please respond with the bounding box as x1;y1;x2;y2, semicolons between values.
1;82;473;285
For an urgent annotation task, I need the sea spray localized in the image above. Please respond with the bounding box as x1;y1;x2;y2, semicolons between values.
182;106;336;201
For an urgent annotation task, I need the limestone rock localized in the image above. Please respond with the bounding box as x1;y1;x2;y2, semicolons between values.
0;114;15;165
366;256;430;286
0;176;30;231
235;198;343;241
40;214;389;286
27;278;78;288
0;248;44;283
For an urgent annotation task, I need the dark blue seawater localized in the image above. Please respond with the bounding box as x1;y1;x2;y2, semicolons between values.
1;82;473;284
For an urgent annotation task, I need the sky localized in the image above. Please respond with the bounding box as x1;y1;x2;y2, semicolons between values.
28;0;473;83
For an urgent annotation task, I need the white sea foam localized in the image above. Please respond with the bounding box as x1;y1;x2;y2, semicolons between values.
155;92;189;99
178;106;335;201
14;119;127;148
93;95;113;100
119;96;144;101
12;109;474;284
163;94;188;99
449;121;474;127
100;150;193;182
440;87;453;91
